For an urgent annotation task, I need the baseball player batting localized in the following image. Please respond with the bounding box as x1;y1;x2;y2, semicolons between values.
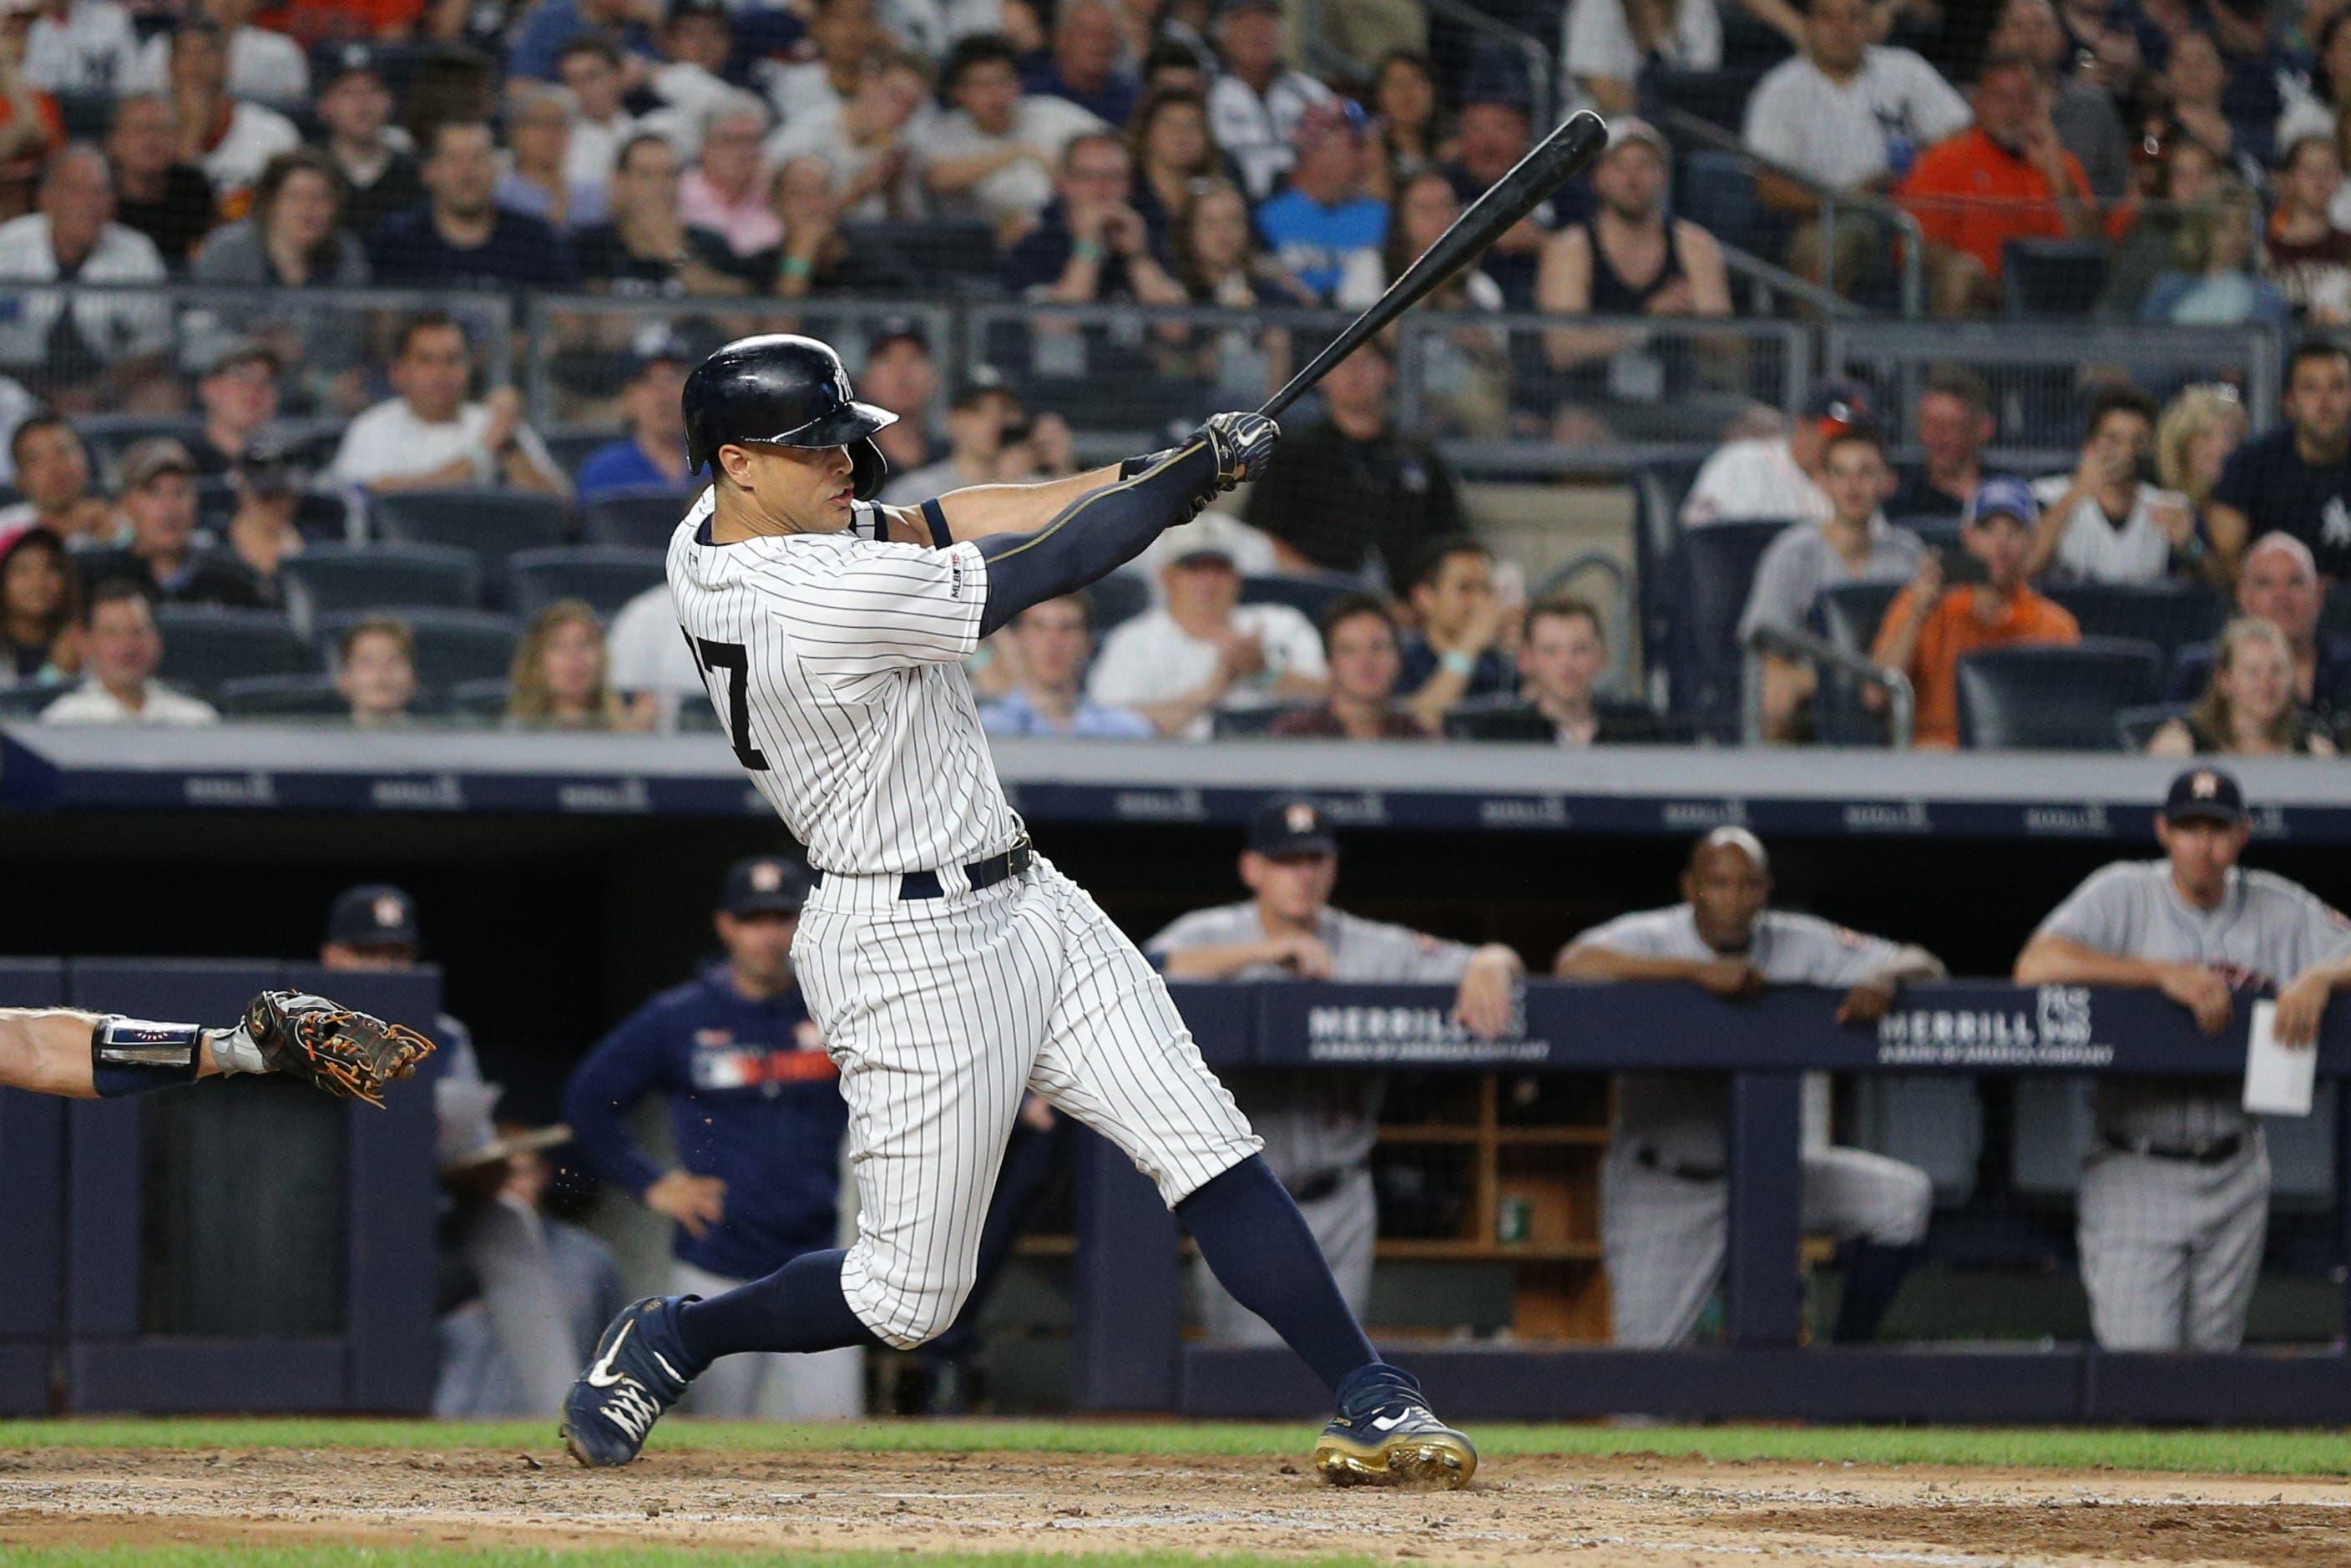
0;993;431;1105
558;334;1477;1488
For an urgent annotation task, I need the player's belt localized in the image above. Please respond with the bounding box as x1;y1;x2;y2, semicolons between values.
1631;1146;1726;1182
808;839;1034;901
2101;1132;2246;1165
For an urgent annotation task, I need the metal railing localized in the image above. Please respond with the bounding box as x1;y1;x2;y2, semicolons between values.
1656;106;1929;319
1744;624;1915;749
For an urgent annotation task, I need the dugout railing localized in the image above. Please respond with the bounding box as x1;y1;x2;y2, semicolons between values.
1071;979;2351;1424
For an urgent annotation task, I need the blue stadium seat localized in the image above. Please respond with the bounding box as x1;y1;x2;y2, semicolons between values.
0;684;58;717
1087;571;1151;634
2003;240;2111;320
282;544;483;630
1815;580;1902;655
1954;637;2166;751
1239;573;1354;625
580;487;698;549
1890;514;1964;553
213;673;351;720
2114;701;2189;750
1668;518;1795;738
153;606;321;695
318;608;519;695
840;220;1004;290
447;677;514;725
508;546;669;620
367;489;574;604
2044;580;2227;664
1211;704;1308;737
1673;147;1767;260
74;415;201;488
542;430;614;480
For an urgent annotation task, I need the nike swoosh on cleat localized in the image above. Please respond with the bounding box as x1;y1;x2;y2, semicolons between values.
586;1322;634;1388
1369;1413;1408;1432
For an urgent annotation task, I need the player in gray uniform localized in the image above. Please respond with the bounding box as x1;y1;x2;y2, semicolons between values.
2014;766;2351;1352
1556;828;1944;1349
1146;797;1524;1343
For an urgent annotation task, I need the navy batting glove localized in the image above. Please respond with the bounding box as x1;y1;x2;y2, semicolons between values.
1201;411;1278;489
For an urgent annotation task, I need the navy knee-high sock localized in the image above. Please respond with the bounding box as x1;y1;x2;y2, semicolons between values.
673;1247;883;1372
1177;1155;1379;1393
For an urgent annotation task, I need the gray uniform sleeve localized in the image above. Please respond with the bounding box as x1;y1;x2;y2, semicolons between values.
1342;915;1479;983
1762;912;1906;988
2263;876;2351;979
1145;904;1248;961
2035;862;2146;953
1568;908;1686;960
1736;525;1812;647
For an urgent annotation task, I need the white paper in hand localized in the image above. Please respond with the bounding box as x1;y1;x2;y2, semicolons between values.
2242;999;2318;1118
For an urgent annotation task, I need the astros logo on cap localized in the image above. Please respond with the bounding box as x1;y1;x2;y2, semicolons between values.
372;895;406;928
751;861;784;892
2192;771;2221;799
1287;803;1318;834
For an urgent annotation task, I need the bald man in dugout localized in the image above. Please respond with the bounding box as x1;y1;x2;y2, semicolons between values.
1555;829;1945;1348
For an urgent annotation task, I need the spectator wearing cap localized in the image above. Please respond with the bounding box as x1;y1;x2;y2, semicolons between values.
917;33;1106;243
1254;99;1383;305
0;144;169;413
1564;0;1721;119
563;855;867;1421
2150;616;2338;756
1739;422;1928;741
0;520;78;688
372;120;579;293
1206;0;1331;203
328;312;569;497
1025;0;1137;127
554;37;639;191
1396;534;1517;727
163;20;299;214
572;131;744;299
0;3;63;226
81;438;264;608
1888;367;1994;520
105;94;210;272
2207;339;2351;580
311;44;419;243
855;323;940;479
209;432;306;601
39;577;218;725
1270;593;1425;739
507;0;658;84
1001;129;1187;303
1242;337;1461;577
879;372;1020;504
980;591;1152;737
125;0;306;111
1449;594;1661;745
335;614;420;728
1870;475;2081;748
21;0;137;96
1742;0;1970;300
2170;530;2351;726
1680;381;1869;529
183;337;279;477
2027;383;2212;587
577;345;692;502
762;47;931;222
0;411;110;544
1086;513;1327;738
1439;65;1570;307
497;82;608;235
1896;55;2099;318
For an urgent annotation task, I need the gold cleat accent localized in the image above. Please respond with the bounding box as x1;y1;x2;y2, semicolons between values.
1312;1426;1479;1489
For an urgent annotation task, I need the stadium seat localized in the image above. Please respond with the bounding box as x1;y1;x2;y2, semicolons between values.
1954;637;2166;751
2114;701;2188;750
580;487;698;549
2002;240;2111;320
74;415;201;487
0;684;58;717
1815;581;1903;655
542;429;614;479
840;220;1006;289
1672;147;1767;260
214;673;351;720
153;606;321;694
2321;588;2351;645
1667;518;1795;738
508;546;669;620
1239;573;1353;625
1211;704;1308;737
1890;514;1964;553
447;677;513;725
367;490;574;604
1088;571;1151;634
318;608;519;695
282;544;483;630
2044;580;2226;663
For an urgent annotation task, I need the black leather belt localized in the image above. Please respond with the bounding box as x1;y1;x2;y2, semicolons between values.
1634;1146;1726;1181
809;839;1033;901
2101;1132;2245;1165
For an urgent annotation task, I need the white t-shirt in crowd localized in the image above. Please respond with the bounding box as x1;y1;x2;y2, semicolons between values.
328;397;559;493
1565;0;1719;87
2030;473;2190;584
41;679;218;726
1085;603;1327;740
198;101;303;200
1681;435;1831;528
23;0;137;93
913;97;1104;228
127;23;309;109
1742;46;1970;190
566;113;640;186
1206;68;1334;202
605;580;705;730
766;102;934;220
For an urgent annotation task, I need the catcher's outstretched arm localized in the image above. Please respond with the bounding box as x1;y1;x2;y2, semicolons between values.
0;1007;234;1098
0;994;435;1105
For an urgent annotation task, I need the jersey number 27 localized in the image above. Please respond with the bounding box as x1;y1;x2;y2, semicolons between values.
686;635;770;771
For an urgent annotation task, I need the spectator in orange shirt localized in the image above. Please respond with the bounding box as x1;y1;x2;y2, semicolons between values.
1870;475;2081;748
1897;54;2098;317
0;4;61;223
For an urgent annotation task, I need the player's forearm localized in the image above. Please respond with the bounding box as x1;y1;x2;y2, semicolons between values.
1863;945;1947;992
1160;943;1283;979
1554;945;1706;983
934;465;1122;540
0;1008;237;1098
973;441;1218;636
2013;934;2167;987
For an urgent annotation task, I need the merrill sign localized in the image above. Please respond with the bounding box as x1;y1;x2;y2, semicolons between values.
1305;1004;1550;1065
1875;985;2112;1067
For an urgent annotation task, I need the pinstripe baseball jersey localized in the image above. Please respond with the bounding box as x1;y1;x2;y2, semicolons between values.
2035;860;2351;1144
1570;905;1904;1165
1146;901;1475;1189
665;492;1023;877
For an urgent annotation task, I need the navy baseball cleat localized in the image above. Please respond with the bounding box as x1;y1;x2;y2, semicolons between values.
561;1296;698;1467
1313;1364;1478;1489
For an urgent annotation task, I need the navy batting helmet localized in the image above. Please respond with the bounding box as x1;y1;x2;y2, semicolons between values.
682;333;898;499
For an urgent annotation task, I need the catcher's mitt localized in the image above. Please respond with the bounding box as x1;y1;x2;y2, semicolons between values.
241;990;435;1108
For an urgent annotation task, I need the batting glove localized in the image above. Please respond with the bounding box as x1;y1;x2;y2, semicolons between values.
1201;411;1279;489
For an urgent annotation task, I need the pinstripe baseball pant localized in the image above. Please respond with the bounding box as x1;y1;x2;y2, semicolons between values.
2077;1136;2270;1352
794;853;1263;1349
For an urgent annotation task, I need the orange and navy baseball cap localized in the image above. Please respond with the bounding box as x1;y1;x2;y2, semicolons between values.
1249;797;1337;857
2162;767;2248;827
721;855;807;916
326;883;422;948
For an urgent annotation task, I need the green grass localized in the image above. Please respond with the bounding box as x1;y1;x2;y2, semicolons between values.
0;1551;1379;1568
0;1416;2346;1476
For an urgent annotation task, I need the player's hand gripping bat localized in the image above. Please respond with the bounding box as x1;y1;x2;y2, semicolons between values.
1256;109;1611;422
